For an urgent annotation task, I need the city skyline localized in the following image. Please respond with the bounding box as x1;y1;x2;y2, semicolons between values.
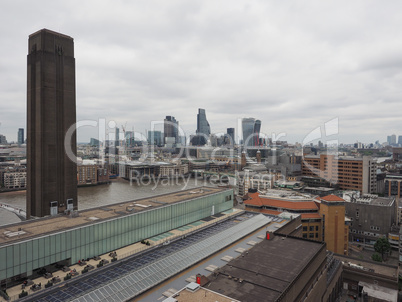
1;1;402;144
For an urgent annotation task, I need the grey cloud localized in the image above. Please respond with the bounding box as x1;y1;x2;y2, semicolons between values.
1;0;402;144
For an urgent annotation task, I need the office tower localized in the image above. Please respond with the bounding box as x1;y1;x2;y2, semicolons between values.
398;136;402;146
192;109;210;146
0;134;7;144
242;118;255;147
18;128;24;145
253;120;261;146
27;29;77;218
148;130;162;146
89;138;100;146
164;116;179;144
388;134;396;145
125;131;134;147
227;128;235;145
197;108;210;137
391;134;396;145
115;127;119;147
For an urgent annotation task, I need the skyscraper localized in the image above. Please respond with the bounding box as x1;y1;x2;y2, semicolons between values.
253;120;261;146
197;109;210;136
227;128;235;145
18;128;24;145
27;29;77;218
148;131;163;146
164;116;179;144
192;109;210;146
115;127;119;147
387;134;396;145
242;118;257;147
0;135;7;144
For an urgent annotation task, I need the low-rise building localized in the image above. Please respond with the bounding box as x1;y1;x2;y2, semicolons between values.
205;233;343;302
236;171;274;196
244;190;322;241
2;169;26;189
346;194;396;246
335;254;399;301
159;163;189;178
77;164;97;186
245;191;349;255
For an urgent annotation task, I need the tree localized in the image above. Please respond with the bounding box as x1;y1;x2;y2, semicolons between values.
371;253;382;262
374;237;391;260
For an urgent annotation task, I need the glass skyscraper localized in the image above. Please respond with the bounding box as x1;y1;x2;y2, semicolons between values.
193;108;210;146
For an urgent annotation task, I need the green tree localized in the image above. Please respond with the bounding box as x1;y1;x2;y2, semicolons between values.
374;237;391;260
371;253;382;262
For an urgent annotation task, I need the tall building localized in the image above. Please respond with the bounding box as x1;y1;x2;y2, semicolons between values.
164;116;179;144
18;128;24;145
196;108;210;138
253;119;261;146
125;131;134;147
398;135;402;146
148;130;162;146
27;29;77;218
242;118;255;147
115;127;119;147
0;134;7;144
226;127;235;145
89;138;100;146
387;134;397;145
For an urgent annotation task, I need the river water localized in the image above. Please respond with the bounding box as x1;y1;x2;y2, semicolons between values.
0;177;223;212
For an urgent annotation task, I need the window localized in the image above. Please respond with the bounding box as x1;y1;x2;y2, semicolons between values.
303;233;307;238
309;233;314;238
315;226;319;231
309;226;314;232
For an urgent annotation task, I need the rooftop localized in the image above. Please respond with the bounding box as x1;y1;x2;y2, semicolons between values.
304;154;365;161
206;235;325;302
350;195;395;206
335;255;398;280
245;192;318;211
171;286;241;302
0;186;227;246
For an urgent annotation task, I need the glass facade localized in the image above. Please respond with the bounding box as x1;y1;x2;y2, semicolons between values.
0;190;233;281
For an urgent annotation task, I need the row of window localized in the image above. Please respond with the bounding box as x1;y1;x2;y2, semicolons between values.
302;233;320;239
302;226;319;232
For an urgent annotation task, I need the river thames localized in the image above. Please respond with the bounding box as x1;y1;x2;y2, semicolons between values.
0;177;228;212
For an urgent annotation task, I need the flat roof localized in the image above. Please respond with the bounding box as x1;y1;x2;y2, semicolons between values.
352;196;395;206
0;186;228;246
174;287;240;302
335;255;398;279
206;235;325;302
304;155;365;161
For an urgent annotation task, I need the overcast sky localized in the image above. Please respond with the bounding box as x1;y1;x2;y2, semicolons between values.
1;0;402;144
